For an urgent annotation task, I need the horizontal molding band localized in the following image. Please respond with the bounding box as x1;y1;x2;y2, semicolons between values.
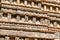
0;29;55;39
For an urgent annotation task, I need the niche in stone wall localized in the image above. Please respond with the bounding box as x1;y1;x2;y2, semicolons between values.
12;0;17;3
36;17;40;24
34;2;38;7
20;0;24;5
27;1;31;6
46;6;50;11
28;16;33;23
53;7;56;12
11;14;17;22
20;15;25;22
3;13;8;17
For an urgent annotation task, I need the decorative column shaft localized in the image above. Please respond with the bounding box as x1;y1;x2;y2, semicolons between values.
24;0;27;5
16;15;20;21
44;5;46;10
8;13;11;19
33;17;36;23
32;2;34;6
50;6;53;11
38;3;41;8
56;7;59;12
25;15;28;22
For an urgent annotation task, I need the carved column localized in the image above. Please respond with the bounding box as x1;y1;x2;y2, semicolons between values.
47;20;50;25
15;37;20;40
8;13;11;19
5;36;10;40
56;7;59;12
24;0;27;5
44;5;47;10
25;15;28;22
44;19;48;24
50;6;53;11
38;3;41;8
32;1;34;6
16;15;20;21
17;0;20;4
33;17;36;23
54;22;57;27
40;18;44;24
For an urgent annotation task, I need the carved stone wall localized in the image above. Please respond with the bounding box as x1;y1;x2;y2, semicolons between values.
0;0;60;40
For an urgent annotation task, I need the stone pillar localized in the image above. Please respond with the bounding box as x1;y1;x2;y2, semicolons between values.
25;15;28;22
54;22;57;27
24;0;27;5
50;6;53;11
15;37;20;40
40;18;44;24
38;3;41;8
8;13;11;19
32;1;34;6
33;17;36;23
56;7;58;12
47;20;50;25
44;19;48;24
16;15;20;21
5;36;10;40
44;5;46;10
17;0;20;4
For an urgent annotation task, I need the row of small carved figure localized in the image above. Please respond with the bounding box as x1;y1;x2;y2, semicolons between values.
2;0;60;13
2;0;41;7
0;12;60;27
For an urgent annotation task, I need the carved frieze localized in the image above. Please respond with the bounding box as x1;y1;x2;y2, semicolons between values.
0;29;54;39
0;23;48;31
